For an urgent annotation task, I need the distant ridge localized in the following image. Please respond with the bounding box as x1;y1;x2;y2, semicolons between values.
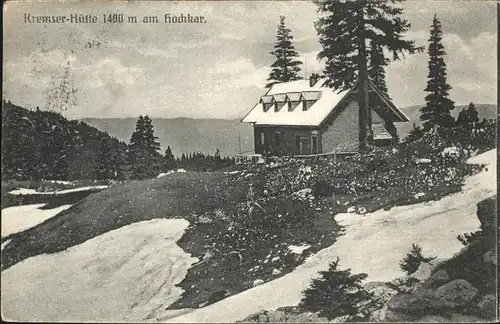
81;117;255;157
81;104;496;156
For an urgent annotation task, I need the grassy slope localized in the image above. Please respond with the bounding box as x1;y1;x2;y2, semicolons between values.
1;172;248;270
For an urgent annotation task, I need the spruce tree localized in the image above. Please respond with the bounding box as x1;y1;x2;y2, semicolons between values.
128;115;147;179
142;116;161;177
94;137;112;180
399;243;436;275
315;0;422;150
299;257;376;321
266;16;303;88
420;14;455;130
164;146;174;161
457;102;479;132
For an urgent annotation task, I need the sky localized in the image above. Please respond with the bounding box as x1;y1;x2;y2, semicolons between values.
3;0;497;120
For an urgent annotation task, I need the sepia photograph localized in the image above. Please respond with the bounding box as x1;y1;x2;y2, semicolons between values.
1;0;498;322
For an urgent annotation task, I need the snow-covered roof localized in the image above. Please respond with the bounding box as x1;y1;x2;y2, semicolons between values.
302;91;322;101
260;95;274;104
273;94;287;102
242;79;349;126
286;92;302;101
241;78;408;126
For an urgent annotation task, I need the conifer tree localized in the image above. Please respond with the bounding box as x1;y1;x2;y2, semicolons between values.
457;102;479;129
94;137;113;180
399;243;436;275
315;0;422;150
299;257;376;321
420;14;455;130
128;115;147;179
266;16;303;88
128;115;161;179
164;146;174;161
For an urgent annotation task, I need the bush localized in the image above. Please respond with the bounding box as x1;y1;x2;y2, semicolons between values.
298;257;376;321
312;179;332;198
399;243;436;275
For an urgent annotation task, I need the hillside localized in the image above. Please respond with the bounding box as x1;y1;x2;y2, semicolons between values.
82;117;255;157
1;101;128;181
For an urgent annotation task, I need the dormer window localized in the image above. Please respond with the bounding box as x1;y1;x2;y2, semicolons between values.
301;91;321;111
272;94;287;112
260;95;274;112
304;100;316;110
286;92;302;111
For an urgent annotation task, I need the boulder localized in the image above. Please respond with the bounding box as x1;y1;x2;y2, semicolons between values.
364;281;399;301
383;309;419;322
387;288;456;315
477;294;496;319
389;276;421;293
423;269;450;288
253;279;265;287
446;313;484;322
272;268;282;276
411;262;434;282
418;315;453;322
477;197;496;231
265;310;286;322
258;314;268;322
483;250;496;266
434;279;479;306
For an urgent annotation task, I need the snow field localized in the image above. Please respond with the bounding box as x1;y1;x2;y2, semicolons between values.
1;218;198;322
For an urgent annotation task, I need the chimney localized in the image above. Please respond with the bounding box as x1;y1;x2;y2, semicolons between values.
309;73;320;87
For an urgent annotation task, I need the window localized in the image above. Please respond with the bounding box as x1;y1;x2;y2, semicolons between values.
263;103;274;112
288;101;301;111
260;131;265;145
311;135;318;154
303;100;317;111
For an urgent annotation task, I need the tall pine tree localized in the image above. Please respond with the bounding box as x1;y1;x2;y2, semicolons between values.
143;115;161;177
420;14;455;130
266;16;303;88
315;0;422;150
128;115;147;179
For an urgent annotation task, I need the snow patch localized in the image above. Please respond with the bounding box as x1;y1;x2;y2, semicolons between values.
415;158;432;164
8;186;109;196
47;180;73;185
1;238;12;251
288;244;311;255
1;218;197;322
157;169;188;178
1;204;73;237
166;149;496;323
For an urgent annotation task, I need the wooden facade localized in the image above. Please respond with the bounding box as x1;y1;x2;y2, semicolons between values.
254;93;394;155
